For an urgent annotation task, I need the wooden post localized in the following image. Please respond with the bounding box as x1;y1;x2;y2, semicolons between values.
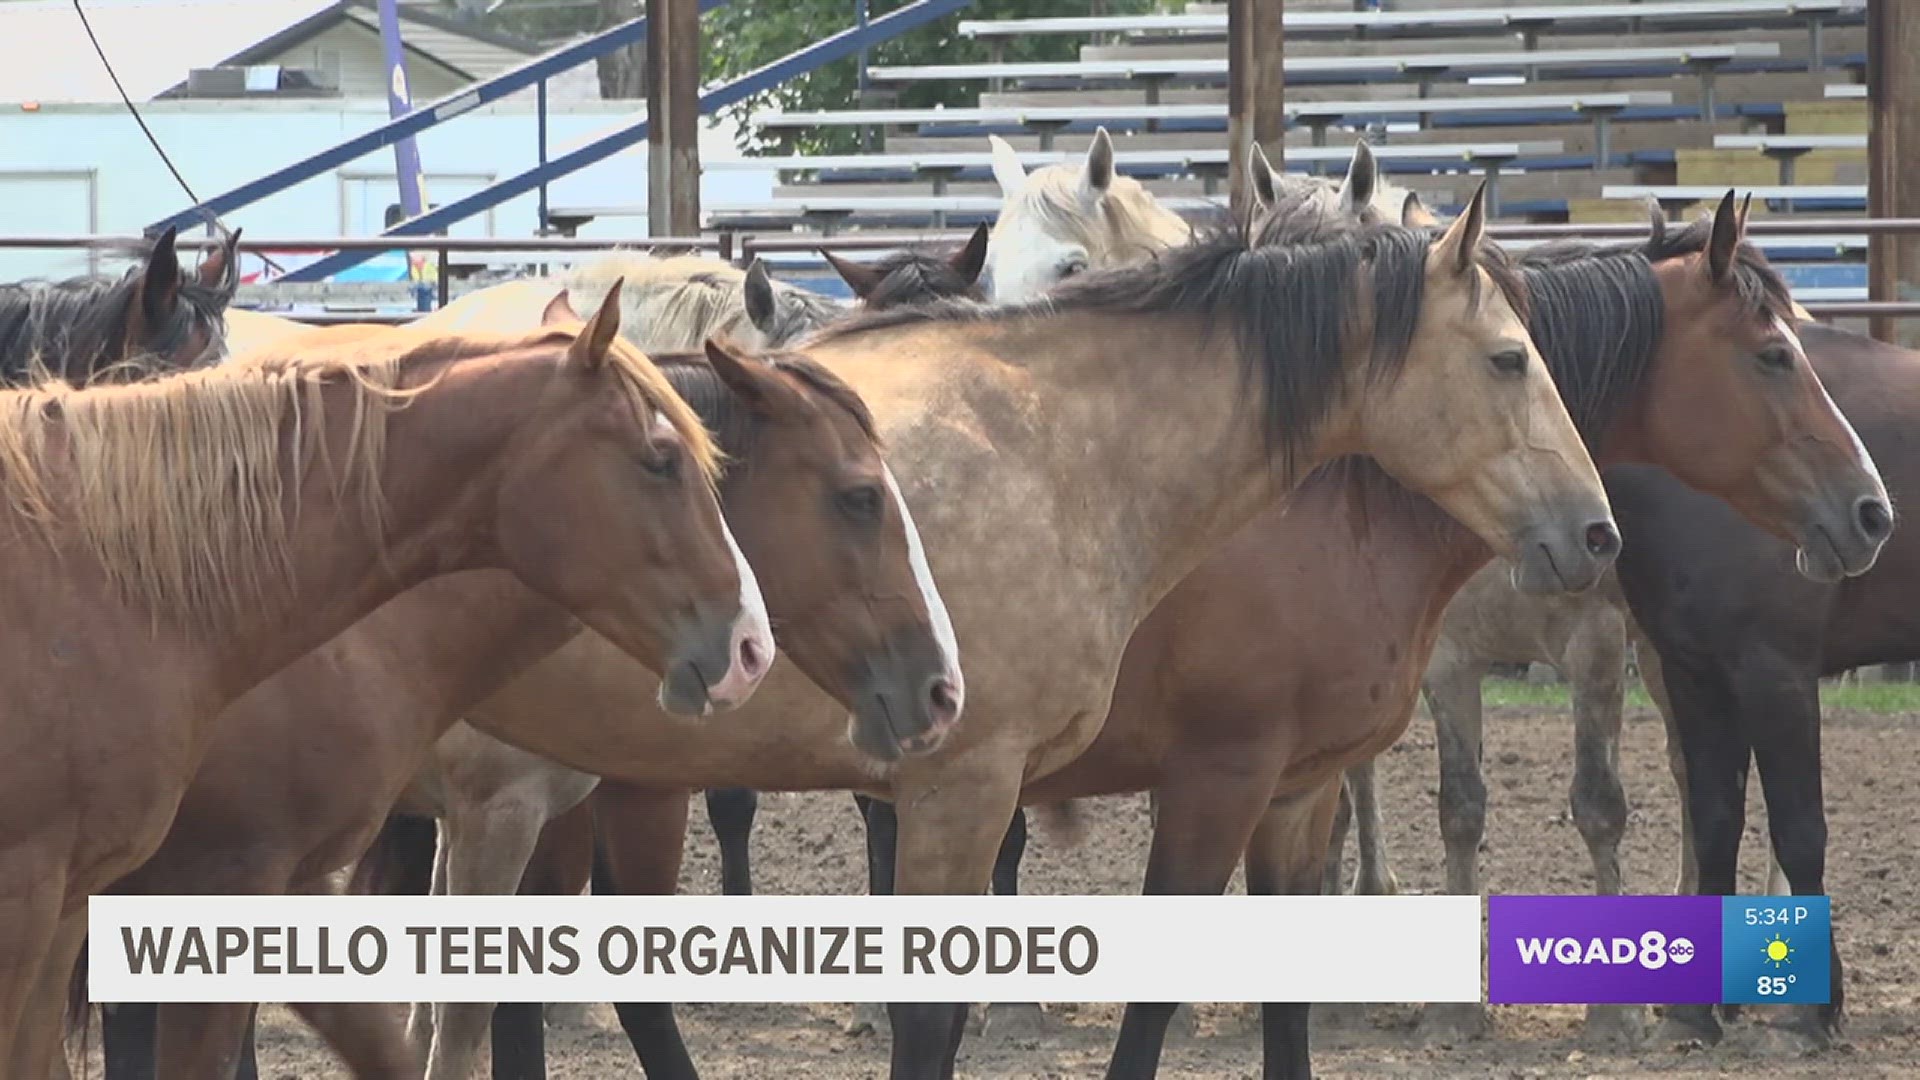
646;0;701;238
1868;0;1920;344
1228;0;1286;220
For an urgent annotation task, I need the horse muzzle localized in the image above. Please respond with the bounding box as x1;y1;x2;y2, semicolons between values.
1507;514;1622;595
657;601;775;717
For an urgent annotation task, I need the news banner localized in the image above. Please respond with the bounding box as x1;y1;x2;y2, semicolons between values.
87;894;1829;1005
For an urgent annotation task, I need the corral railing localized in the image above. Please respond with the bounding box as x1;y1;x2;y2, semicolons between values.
6;218;1920;324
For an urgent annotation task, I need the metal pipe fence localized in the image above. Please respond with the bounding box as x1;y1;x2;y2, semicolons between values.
4;219;1919;322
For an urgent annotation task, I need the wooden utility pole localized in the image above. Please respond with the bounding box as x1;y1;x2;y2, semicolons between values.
1228;0;1286;220
1867;0;1919;344
646;0;701;237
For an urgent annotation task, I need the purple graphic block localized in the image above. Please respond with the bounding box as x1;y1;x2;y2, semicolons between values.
1488;896;1722;1004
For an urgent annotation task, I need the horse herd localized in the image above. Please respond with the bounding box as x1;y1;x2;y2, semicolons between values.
0;128;1906;1080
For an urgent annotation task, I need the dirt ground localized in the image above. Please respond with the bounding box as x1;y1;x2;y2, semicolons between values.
91;702;1919;1078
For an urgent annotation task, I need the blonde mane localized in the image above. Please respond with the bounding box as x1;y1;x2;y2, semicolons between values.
0;322;717;630
999;165;1193;267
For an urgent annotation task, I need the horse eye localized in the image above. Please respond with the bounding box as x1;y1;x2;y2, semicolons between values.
642;445;681;479
837;485;885;522
1058;258;1088;279
1489;348;1527;377
1757;345;1794;372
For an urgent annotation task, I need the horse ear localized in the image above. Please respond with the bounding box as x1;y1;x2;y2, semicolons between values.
821;249;882;300
1401;190;1438;227
141;226;182;321
1434;181;1488;277
742;259;778;332
566;279;623;373
704;335;787;414
196;227;240;291
950;223;990;284
1707;189;1740;286
1337;139;1378;216
542;288;581;326
1250;142;1278;210
1736;191;1753;233
988;134;1028;197
1080;127;1115;199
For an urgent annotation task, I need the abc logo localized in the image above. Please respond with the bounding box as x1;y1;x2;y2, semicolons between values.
1668;937;1696;965
1637;932;1695;969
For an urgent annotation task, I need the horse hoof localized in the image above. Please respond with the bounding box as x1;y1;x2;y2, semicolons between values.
1582;1004;1648;1048
1654;1005;1724;1048
844;1001;888;1037
1773;1004;1839;1052
982;1002;1047;1047
1418;1002;1488;1043
1354;869;1401;896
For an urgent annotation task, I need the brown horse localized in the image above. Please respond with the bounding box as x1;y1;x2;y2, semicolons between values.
0;226;240;382
91;284;958;1080
0;292;770;1077
428;195;1620;1079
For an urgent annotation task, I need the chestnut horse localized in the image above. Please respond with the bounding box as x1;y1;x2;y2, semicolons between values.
685;195;1888;1078
0;226;240;381
413;197;1620;1080
0;291;774;1077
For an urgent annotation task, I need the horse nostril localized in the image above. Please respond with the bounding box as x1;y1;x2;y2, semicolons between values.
927;677;961;722
737;636;767;681
1584;520;1621;559
1856;497;1893;543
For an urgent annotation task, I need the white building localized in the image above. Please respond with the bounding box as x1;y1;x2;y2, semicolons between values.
0;0;768;280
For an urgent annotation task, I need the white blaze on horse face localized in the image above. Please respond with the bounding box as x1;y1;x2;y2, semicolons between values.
882;464;963;706
1778;316;1882;491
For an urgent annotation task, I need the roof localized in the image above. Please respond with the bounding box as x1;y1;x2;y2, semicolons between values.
0;0;535;105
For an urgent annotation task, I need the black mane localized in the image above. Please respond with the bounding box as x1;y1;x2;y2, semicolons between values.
812;225;1443;475
860;250;986;310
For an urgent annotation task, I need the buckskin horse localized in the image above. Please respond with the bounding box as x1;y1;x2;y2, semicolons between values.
0;290;774;1076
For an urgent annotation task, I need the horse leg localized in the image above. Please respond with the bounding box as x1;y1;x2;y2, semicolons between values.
703;788;759;897
406;824;453;1059
9;909;87;1080
843;794;896;1037
284;1003;418;1080
886;763;1027;1080
1345;762;1397;896
491;799;595;1080
423;803;549;1080
1319;774;1355;896
103;1002;158;1080
593;782;698;1080
1419;645;1491;1041
1630;630;1701;898
1741;668;1840;1045
1105;765;1276;1080
1652;661;1750;1046
1563;610;1645;1046
980;808;1045;1041
1246;779;1346;1080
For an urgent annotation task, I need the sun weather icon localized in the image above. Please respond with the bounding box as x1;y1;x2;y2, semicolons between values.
1763;933;1794;969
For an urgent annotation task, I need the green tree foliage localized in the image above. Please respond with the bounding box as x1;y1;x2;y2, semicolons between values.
701;0;1159;153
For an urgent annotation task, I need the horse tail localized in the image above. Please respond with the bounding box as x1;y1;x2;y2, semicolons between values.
1029;801;1088;846
347;812;439;897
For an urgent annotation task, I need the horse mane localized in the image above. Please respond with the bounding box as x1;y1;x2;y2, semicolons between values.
656;352;880;463
812;225;1447;475
860;250;988;310
0;259;235;385
0;323;715;630
1508;245;1664;445
1643;211;1798;324
556;252;843;350
996;163;1193;268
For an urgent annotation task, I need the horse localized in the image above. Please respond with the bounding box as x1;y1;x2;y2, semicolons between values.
377;193;1622;1080
821;223;990;308
984;127;1410;302
418;254;844;351
777;192;1885;1080
0;225;240;382
0;291;774;1077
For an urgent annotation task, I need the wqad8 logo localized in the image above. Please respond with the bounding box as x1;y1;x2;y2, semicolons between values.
1489;897;1722;1005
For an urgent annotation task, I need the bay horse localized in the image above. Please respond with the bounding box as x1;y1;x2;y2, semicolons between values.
0;292;774;1078
766;193;1888;1080
0;225;240;381
420;195;1620;1080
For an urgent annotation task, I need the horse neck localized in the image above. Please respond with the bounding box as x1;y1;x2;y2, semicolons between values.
206;349;548;696
1309;465;1497;618
834;309;1345;617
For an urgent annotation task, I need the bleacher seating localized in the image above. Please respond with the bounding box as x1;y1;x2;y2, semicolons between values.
551;0;1872;299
